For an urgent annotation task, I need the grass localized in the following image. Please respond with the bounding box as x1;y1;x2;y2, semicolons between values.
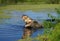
0;4;60;19
18;22;60;41
0;4;60;41
0;10;11;19
0;4;60;11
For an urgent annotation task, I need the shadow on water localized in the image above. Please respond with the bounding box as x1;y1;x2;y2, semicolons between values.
0;9;58;41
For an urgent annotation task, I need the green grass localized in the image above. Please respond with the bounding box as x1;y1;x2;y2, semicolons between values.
18;23;60;41
0;4;60;41
0;4;60;19
0;4;60;11
0;10;11;19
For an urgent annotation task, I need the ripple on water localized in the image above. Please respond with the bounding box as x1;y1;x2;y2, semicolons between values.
0;10;58;41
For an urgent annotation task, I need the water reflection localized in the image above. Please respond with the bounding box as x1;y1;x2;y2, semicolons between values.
0;10;58;41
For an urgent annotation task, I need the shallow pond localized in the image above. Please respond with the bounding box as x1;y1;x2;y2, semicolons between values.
0;9;59;41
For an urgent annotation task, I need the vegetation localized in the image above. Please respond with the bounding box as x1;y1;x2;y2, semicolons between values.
0;0;60;5
0;10;11;24
18;23;60;41
18;8;60;41
0;0;60;40
0;4;60;11
0;4;60;23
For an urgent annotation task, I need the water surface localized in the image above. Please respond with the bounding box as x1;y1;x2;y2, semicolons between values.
0;9;58;41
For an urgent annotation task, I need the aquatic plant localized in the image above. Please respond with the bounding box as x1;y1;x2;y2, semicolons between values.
18;8;60;41
0;11;11;24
